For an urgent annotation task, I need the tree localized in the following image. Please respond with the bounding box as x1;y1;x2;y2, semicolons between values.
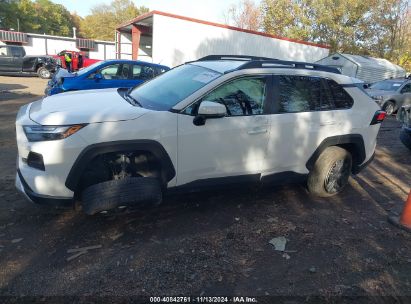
0;0;76;36
0;0;19;30
80;0;148;41
260;0;411;68
224;0;262;31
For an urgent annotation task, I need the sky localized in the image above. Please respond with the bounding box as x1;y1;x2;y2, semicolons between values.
51;0;252;24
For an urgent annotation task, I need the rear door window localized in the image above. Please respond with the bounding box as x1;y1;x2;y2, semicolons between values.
401;84;411;94
277;75;333;113
10;47;24;57
132;64;155;80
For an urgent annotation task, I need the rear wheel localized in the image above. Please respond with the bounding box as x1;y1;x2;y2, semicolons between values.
307;146;352;197
37;66;51;79
383;101;395;116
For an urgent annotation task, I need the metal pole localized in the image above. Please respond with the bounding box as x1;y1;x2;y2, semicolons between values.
17;18;20;32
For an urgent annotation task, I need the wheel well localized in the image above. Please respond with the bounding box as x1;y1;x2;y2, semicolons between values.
65;140;176;193
306;135;366;173
335;143;362;171
76;150;163;195
36;63;44;71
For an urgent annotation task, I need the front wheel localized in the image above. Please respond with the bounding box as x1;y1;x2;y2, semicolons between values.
81;177;162;215
37;66;51;79
307;146;352;197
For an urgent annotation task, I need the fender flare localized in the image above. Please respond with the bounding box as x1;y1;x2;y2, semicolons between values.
306;134;366;172
65;140;176;191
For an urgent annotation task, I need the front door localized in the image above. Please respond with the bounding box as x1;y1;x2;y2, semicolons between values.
177;75;272;186
0;46;15;72
84;63;129;90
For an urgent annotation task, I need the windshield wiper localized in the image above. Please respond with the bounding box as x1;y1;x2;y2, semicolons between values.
125;91;142;107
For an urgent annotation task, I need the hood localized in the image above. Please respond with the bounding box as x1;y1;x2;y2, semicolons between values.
365;89;396;97
54;68;76;81
29;88;149;125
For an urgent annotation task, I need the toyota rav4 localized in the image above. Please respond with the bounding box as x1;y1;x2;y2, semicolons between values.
15;55;385;215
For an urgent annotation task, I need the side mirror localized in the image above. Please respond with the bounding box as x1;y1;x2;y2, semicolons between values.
198;101;227;117
194;101;227;126
94;73;103;81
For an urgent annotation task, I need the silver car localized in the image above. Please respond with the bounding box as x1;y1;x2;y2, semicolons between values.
366;79;411;115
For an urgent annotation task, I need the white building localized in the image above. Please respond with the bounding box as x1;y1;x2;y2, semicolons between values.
316;53;406;83
116;11;330;67
0;30;115;60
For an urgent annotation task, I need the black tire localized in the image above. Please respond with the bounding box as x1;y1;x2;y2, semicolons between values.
400;128;411;150
81;177;162;215
37;66;51;79
383;101;395;116
307;146;352;197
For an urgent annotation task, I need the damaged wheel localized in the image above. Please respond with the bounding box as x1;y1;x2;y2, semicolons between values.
307;146;352;197
81;177;162;215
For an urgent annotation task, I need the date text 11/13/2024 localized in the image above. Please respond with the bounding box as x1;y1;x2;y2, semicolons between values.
149;296;258;303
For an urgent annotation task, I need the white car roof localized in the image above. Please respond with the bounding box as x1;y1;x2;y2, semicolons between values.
190;60;246;73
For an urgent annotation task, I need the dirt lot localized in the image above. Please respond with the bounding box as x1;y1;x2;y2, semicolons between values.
1;76;411;301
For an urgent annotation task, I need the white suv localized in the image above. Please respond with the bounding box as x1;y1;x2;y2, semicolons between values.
15;55;385;214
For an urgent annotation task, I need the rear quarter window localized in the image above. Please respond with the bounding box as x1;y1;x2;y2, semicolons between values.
325;79;354;109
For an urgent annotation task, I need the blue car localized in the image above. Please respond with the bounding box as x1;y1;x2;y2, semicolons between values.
45;59;170;96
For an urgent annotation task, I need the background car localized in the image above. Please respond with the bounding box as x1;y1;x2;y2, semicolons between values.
366;78;411;115
52;50;99;72
45;59;170;96
0;45;55;79
397;105;411;150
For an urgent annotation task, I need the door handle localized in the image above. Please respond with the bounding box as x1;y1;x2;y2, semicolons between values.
248;128;267;135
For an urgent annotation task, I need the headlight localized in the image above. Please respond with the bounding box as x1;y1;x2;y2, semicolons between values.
23;124;87;142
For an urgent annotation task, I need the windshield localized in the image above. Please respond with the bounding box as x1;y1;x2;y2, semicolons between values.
76;61;102;76
129;64;222;110
370;81;403;91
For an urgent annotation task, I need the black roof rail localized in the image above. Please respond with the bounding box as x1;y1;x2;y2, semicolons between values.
194;55;341;74
197;55;276;61
237;60;341;74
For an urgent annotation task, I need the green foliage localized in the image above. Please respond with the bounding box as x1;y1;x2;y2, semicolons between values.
0;0;147;41
261;0;410;68
80;0;148;41
0;0;76;35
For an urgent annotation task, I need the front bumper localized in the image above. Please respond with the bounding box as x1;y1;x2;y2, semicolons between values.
44;84;64;96
16;169;73;207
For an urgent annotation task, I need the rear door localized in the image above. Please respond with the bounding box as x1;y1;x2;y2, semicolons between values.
263;75;339;175
10;46;24;72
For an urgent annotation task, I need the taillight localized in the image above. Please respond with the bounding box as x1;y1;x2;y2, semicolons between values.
370;110;386;125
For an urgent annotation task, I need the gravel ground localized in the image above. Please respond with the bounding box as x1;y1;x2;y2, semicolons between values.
0;76;411;302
